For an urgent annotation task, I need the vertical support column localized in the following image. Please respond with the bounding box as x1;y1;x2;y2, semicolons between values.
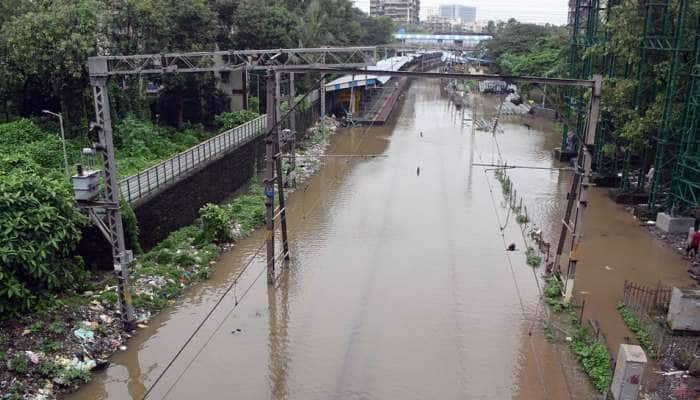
90;77;135;328
275;70;282;129
350;85;355;119
288;73;296;133
320;74;326;118
265;71;276;284
288;73;296;187
564;75;602;303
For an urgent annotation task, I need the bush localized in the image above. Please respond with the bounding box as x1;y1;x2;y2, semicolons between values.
0;167;87;314
199;203;231;242
114;115;206;177
8;354;29;373
525;247;542;267
0;119;46;148
570;326;612;392
23;135;66;170
248;97;260;113
227;184;266;234
617;302;656;358
215;110;259;130
281;95;311;113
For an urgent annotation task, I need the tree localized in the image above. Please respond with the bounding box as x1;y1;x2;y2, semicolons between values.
0;0;101;127
361;16;395;45
0;157;87;314
233;1;299;49
109;0;218;54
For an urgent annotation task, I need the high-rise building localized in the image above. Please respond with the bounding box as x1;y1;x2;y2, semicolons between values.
370;0;421;25
438;4;476;23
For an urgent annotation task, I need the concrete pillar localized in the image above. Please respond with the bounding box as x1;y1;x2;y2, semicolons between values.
611;344;647;400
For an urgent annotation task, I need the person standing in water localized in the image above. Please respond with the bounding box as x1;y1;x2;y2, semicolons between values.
686;226;700;258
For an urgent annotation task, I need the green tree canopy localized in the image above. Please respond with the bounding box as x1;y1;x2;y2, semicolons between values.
0;157;87;314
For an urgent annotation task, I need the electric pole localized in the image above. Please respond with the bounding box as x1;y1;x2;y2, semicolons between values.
83;72;136;328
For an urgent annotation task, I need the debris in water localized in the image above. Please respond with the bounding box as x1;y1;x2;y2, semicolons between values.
119;345;128;351
73;328;95;342
604;265;612;270
507;243;516;251
91;360;110;372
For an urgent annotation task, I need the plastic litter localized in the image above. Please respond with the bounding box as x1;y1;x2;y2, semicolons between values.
135;311;151;323
74;328;95;342
25;351;43;364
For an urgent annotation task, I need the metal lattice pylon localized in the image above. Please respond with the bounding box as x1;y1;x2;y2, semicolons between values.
646;0;693;211
670;14;700;212
562;0;609;157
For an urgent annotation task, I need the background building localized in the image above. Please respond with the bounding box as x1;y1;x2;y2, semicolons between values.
438;4;477;23
370;0;420;24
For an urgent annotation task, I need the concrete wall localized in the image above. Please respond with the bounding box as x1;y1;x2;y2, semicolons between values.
77;137;265;268
134;136;264;250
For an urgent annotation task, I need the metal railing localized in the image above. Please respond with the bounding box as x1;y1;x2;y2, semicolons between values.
119;115;267;203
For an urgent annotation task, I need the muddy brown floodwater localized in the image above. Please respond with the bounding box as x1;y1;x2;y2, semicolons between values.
67;78;630;400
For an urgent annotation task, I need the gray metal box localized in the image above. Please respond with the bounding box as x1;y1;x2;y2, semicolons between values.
611;344;647;400
667;287;700;332
71;170;101;201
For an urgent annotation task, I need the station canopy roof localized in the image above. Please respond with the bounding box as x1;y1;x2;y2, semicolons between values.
324;55;419;92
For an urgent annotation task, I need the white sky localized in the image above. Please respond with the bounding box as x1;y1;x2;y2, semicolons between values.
353;0;569;25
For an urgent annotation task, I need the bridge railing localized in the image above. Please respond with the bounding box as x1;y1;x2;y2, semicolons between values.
119;114;267;203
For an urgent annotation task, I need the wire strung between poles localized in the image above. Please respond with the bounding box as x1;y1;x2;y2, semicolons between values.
472;114;573;400
159;264;268;400
141;241;266;399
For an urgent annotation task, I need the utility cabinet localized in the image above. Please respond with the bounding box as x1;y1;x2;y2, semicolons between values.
71;170;101;201
611;344;647;400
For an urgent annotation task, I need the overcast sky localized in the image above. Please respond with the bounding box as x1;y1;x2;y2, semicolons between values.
352;0;569;25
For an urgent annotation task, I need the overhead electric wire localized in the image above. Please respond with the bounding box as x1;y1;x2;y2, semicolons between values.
141;241;266;399
471;95;573;400
159;262;268;400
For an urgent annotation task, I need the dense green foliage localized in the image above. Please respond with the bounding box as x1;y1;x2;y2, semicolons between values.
199;204;232;242
484;19;568;77
214;110;260;131
525;247;542;267
0;160;87;314
570;325;613;392
617;302;657;358
128;182;266;311
0;0;395;127
113;115;210;177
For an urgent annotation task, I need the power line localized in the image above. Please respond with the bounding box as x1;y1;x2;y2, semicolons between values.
159;263;268;399
141;241;266;399
470;98;573;400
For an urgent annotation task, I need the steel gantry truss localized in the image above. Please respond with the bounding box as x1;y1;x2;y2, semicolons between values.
90;47;378;76
85;46;378;327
